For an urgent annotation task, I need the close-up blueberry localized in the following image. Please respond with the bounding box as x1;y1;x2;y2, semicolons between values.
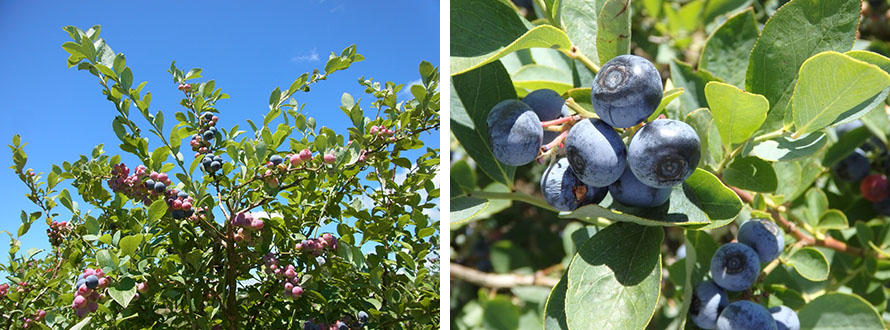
202;112;214;121
144;179;156;189
689;281;729;330
608;166;672;208
710;243;760;291
153;181;166;193
486;99;543;166
203;130;215;141
270;155;283;165
84;275;98;289
177;191;189;199
833;148;869;182
541;157;608;211
522;89;567;143
591;54;663;128
210;161;221;172
716;301;777;330
358;311;369;323
737;219;785;263
769;305;800;330
564;118;626;187
627;119;700;188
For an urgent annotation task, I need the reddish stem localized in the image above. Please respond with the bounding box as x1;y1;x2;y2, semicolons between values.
541;115;580;127
541;130;569;152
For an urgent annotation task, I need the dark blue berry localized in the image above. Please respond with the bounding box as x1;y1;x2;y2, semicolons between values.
591;55;663;128
737;219;784;263
145;179;156;189
210;161;221;172
716;301;777;330
833;148;869;182
203;130;215;141
564;118;626;186
627;119;700;188
172;209;184;219
689;281;729;330
541;157;608;211
608;166;671;208
710;243;760;291
769;305;800;330
270;155;283;165
486;99;543;166
153;182;166;193
85;275;99;289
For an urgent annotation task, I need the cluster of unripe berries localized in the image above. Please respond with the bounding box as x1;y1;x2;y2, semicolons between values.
488;55;701;211
262;254;304;299
72;268;110;318
832;120;890;216
231;212;264;243
166;189;195;220
369;124;397;143
47;220;71;246
0;283;9;297
190;112;220;157
688;219;798;330
108;163;154;204
303;311;368;330
20;309;46;328
177;83;191;91
295;233;339;256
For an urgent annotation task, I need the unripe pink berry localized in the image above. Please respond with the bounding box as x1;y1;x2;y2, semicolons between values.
323;153;335;164
98;277;110;288
284;283;294;291
78;286;90;295
295;242;303;250
184;84;191;91
212;116;219;121
291;286;303;297
149;172;159;180
299;149;312;161
251;219;264;230
172;200;183;210
37;310;45;319
73;295;87;308
285;269;296;279
370;126;379;134
137;282;148;293
182;202;192;211
157;172;168;182
84;268;95;276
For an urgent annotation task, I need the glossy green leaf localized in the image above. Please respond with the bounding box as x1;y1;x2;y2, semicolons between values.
746;0;860;133
723;156;777;193
648;87;685;121
798;293;885;330
543;273;569;330
118;234;142;258
705;81;769;148
565;222;662;330
451;61;517;186
451;0;572;75
560;0;605;66
788;247;829;281
817;209;848;231
684;108;723;170
669;60;720;117
564;169;742;228
791;52;890;136
699;9;758;88
750;132;827;162
511;64;573;95
450;196;489;226
147;200;168;222
107;277;138;308
596;0;631;65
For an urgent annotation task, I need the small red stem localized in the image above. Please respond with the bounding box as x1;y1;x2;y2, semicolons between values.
541;115;580;127
542;130;569;151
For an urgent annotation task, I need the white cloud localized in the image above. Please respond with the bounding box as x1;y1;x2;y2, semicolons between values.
329;4;345;13
398;79;424;100
290;48;320;62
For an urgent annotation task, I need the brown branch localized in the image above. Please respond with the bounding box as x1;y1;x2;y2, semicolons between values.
730;187;884;259
450;263;559;288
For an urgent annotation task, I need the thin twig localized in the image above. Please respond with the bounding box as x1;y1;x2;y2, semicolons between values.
451;263;559;288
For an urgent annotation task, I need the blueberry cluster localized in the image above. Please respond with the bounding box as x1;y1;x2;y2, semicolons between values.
688;219;799;330
47;220;71;246
20;309;45;328
72;268;110;318
190;111;220;157
262;254;304;300
832;121;890;215
488;56;700;211
167;190;195;220
202;154;224;173
231;212;265;244
295;233;339;256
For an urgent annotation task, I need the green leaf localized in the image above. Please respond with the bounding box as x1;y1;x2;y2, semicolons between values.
858;102;890;145
118;234;142;258
563;169;742;229
705;81;769;148
595;0;631;65
269;87;281;109
107;277;138;309
565;222;662;330
450;196;490;226
746;0;861;133
791;52;890;136
723;156;777;193
805;188;828;227
511;64;573;95
817;209;848;231
647;87;685;121
120;67;133;91
684;108;723;170
669;60;720;117
787;247;829;281
543;273;569;330
561;0;604;66
482;296;519;329
69;317;93;330
451;0;572;75
151;146;169;171
750;132;827;162
798;293;885;330
147;200;168;222
96;249;117;270
699;9;758;88
451;61;516;187
823;125;872;167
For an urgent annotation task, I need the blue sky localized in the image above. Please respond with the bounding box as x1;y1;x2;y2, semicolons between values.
0;1;439;270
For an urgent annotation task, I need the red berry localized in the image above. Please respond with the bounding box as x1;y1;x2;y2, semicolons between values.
860;174;889;202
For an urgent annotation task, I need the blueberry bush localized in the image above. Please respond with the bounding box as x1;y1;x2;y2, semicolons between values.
4;25;440;329
450;0;890;329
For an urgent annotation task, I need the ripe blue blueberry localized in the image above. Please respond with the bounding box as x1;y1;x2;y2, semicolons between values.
523;89;570;144
591;55;663;128
270;155;283;165
833;148;869;182
710;243;760;291
213;155;223;163
358;311;369;323
564;118;626;186
153;182;167;193
337;321;348;330
716;301;777;330
737;219;785;263
835;120;885;153
145;179;156;189
486;100;543;166
608;166;672;208
85;275;99;289
210;161;221;172
769;306;799;330
177;191;189;199
172;209;184;219
627;119;700;188
203;130;215;141
689;281;729;330
202;112;214;121
75;279;85;291
541;157;608;211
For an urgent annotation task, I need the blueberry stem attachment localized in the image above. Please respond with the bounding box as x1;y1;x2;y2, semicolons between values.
541;115;580;127
465;190;556;212
565;98;598;118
